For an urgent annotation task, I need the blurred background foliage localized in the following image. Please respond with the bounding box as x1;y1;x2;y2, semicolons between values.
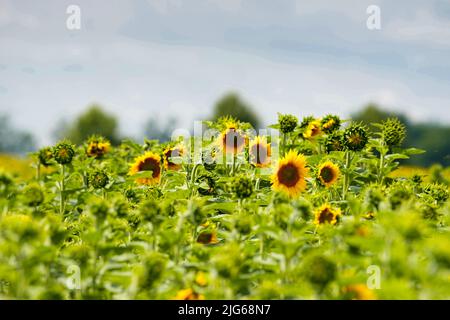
0;94;449;167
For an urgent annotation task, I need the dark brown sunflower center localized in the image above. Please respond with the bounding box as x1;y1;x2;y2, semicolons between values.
250;144;268;164
277;163;300;187
197;232;213;244
311;125;320;136
223;129;245;152
165;148;181;165
320;166;334;183
318;208;334;224
138;158;161;178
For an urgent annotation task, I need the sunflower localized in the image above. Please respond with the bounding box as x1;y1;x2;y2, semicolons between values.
129;151;161;185
249;136;271;168
195;272;208;286
342;284;376;300
317;161;340;187
321;114;341;133
197;230;219;244
272;150;309;197
86;138;111;158
314;204;341;225
303;120;322;139
218;122;247;154
163;145;185;170
173;288;205;300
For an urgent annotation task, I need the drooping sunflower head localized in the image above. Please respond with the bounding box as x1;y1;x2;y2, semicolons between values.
271;150;309;198
303;120;322;139
324;131;344;153
343;123;368;151
278;113;298;134
53;141;76;165
129;151;161;185
381;117;406;146
314;204;341;225
173;288;205;300
38;147;54;167
317;161;340;187
321;114;341;134
163;145;185;170
218;122;247;154
249;136;271;168
86;136;111;158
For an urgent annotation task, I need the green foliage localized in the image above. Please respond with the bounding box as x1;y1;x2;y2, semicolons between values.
0;113;449;300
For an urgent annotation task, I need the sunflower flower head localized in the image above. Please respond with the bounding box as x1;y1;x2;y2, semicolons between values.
303;120;322;139
53;141;75;165
163;145;185;170
249;136;271;168
299;116;315;129
314;204;341;225
230;175;254;199
218;121;247;154
342;284;376;300
381;117;406;146
197;230;219;245
272;150;309;198
278;113;298;134
195;272;208;287
86;136;111;158
343;123;368;151
321;114;341;133
38;147;54;167
317;161;340;187
303;255;337;288
88;170;109;189
173;288;205;300
129;151;161;185
23;183;44;207
324;131;344;153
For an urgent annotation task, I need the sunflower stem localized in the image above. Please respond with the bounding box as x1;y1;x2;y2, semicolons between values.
59;164;65;215
230;154;237;176
189;163;201;197
36;163;41;181
378;141;387;185
342;151;351;200
282;133;287;156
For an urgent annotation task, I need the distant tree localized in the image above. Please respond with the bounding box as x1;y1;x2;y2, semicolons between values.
212;93;261;129
352;103;450;166
143;116;178;142
351;103;409;126
0;114;35;154
58;105;120;145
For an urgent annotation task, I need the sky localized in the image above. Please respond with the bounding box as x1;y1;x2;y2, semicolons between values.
1;0;450;145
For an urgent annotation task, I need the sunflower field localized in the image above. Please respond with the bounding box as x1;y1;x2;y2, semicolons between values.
0;114;449;300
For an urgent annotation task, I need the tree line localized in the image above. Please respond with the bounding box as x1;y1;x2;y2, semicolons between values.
0;94;448;167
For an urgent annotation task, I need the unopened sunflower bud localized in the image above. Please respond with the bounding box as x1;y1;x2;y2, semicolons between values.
53;141;76;165
278;114;298;134
381;118;406;146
